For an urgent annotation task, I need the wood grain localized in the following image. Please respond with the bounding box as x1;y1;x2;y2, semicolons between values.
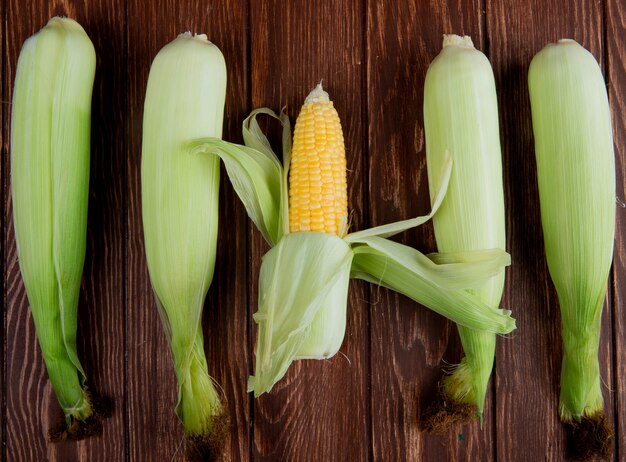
366;1;498;460
607;0;626;458
1;0;4;456
125;0;250;460
3;1;127;460
486;1;616;460
248;1;370;460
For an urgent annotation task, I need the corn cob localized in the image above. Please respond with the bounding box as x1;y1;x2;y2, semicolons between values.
289;86;348;236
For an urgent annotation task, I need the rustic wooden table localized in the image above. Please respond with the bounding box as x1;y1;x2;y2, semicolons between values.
2;0;625;460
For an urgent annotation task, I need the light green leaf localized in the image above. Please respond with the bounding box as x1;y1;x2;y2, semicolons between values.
344;156;451;244
190;138;284;246
193;108;292;246
350;241;515;334
248;232;353;396
352;236;509;290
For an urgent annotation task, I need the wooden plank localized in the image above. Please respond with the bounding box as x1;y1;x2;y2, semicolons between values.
3;1;126;460
125;0;250;460
249;0;369;460
366;1;496;460
486;1;615;460
1;0;5;456
607;0;626;458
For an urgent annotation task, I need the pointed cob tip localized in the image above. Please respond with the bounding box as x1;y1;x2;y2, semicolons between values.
565;413;614;461
304;82;330;104
442;34;474;49
48;393;113;442
184;412;231;462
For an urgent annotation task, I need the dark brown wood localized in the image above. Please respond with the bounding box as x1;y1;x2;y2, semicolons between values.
3;2;127;461
366;1;497;461
125;0;250;460
2;0;626;460
1;0;4;457
486;0;616;460
248;1;370;460
608;0;626;458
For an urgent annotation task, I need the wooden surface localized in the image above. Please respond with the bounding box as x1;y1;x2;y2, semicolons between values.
1;0;624;461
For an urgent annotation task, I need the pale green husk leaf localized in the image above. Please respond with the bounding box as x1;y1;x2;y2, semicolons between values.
248;232;353;396
191;108;290;246
350;240;514;334
344;156;451;243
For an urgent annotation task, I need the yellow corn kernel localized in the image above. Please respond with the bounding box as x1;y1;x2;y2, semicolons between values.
288;84;348;236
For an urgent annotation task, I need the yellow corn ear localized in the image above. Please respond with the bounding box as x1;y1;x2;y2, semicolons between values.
289;84;348;236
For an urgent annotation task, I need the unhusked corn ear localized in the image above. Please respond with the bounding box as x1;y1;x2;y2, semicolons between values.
11;17;103;439
141;32;228;459
422;34;506;429
289;84;348;236
529;38;615;459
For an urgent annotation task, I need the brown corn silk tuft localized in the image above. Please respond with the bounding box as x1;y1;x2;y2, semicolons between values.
184;412;231;462
48;392;113;442
565;414;614;461
420;386;477;434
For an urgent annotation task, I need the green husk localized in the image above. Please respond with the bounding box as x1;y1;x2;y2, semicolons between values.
11;17;103;438
193;97;516;396
248;232;353;395
529;39;615;458
141;32;228;456
420;34;506;428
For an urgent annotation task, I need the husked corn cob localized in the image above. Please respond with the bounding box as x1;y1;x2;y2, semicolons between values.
289;86;348;236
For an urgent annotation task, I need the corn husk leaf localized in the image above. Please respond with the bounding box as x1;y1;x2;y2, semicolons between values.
248;232;353;396
343;156;451;243
350;239;513;333
191;109;289;246
354;236;510;290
